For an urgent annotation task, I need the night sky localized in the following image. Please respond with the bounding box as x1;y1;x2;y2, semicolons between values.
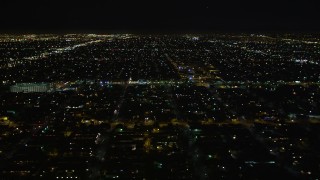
1;0;319;33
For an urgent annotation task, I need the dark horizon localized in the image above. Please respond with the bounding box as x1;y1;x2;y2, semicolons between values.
1;0;319;33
